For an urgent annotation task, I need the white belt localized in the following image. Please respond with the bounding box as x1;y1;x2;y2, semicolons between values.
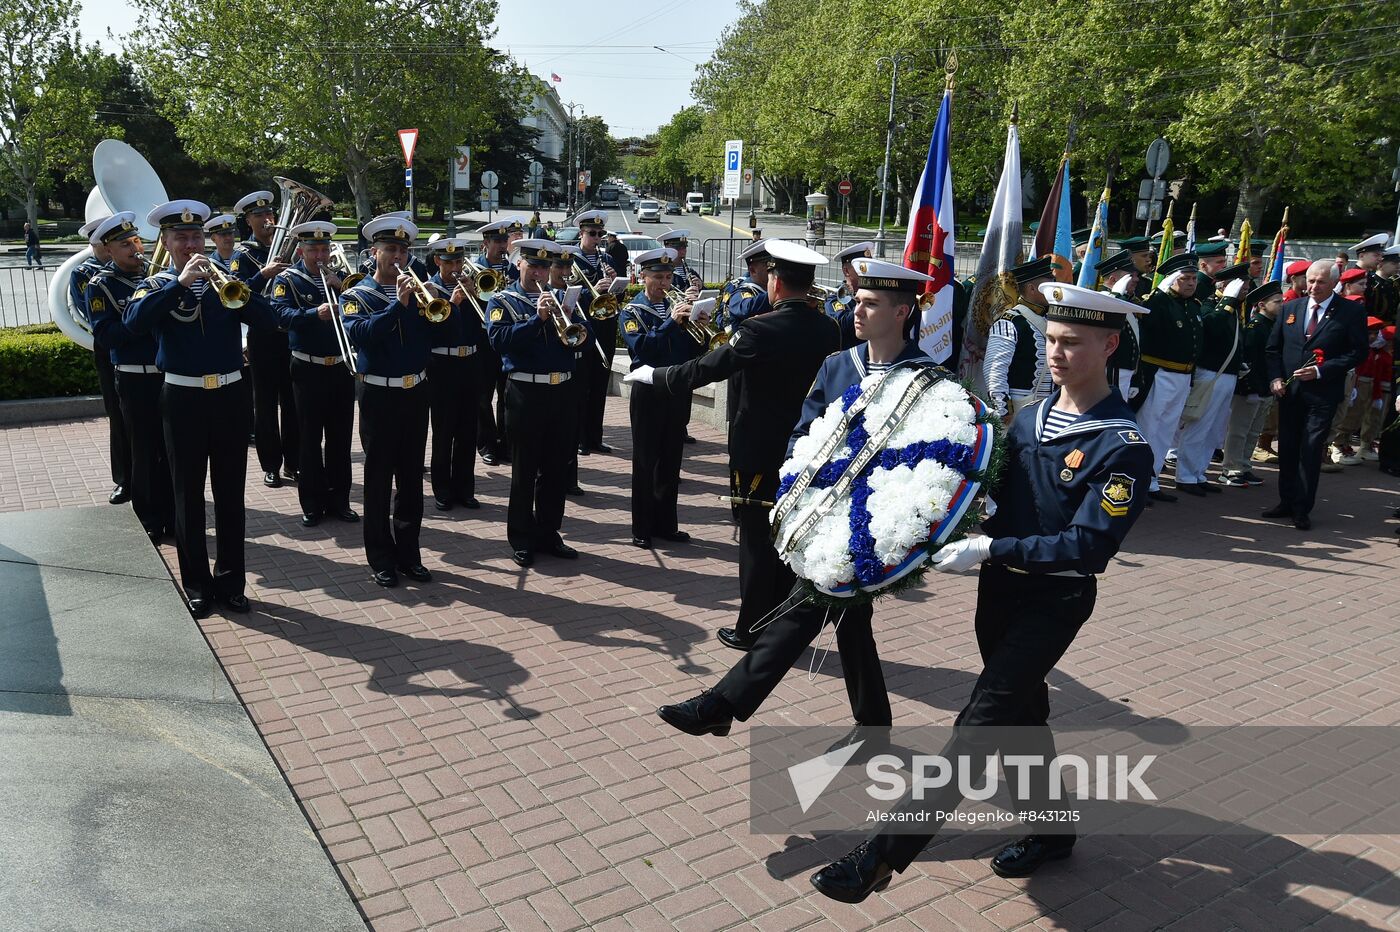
115;364;161;375
165;370;242;390
292;350;344;366
358;370;427;389
508;371;571;385
432;345;477;358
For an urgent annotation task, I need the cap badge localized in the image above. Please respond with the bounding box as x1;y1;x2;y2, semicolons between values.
180;209;193;223
1052;287;1064;301
121;221;133;232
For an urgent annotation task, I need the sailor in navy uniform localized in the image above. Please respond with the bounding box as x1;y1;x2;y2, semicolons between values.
339;215;439;588
822;241;874;342
657;229;703;443
475;218;517;466
230;190;299;488
425;236;484;512
621;248;703;547
355;211;431;281
625;240;842;651
550;244;588;496
486;238;591;568
1096;249;1143;401
574;209;625;455
983;255;1057;424
269;221;359;528
205;213;239;272
74;217;131;505
720;238;772;331
125;200;282;619
655;258;937;742
86;212;172;542
810;282;1155;904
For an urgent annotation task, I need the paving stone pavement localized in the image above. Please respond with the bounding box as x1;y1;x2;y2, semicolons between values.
3;410;1399;931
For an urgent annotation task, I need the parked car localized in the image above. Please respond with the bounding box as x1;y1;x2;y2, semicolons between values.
636;199;662;222
698;202;716;216
553;226;581;245
665;201;682;215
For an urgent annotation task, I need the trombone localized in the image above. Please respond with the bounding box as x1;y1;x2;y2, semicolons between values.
535;281;588;347
394;263;452;323
206;261;252;309
571;260;621;320
463;258;503;300
319;269;359;374
666;288;727;351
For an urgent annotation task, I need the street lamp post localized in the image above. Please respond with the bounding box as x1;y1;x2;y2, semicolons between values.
874;53;910;258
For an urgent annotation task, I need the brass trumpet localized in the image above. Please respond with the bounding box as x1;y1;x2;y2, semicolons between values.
572;260;621;320
206;260;252;309
464;259;503;300
395;263;452;323
536;282;588;347
666;288;728;351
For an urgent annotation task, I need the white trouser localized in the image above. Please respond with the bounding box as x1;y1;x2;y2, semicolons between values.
1176;371;1237;483
1135;369;1191;491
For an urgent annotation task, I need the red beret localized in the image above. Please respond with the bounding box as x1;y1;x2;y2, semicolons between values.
1284;260;1310;277
1385;325;1396;341
1367;316;1383;329
1339;267;1366;283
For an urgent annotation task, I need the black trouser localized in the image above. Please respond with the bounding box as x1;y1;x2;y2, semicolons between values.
428;353;479;503
580;316;618;447
629;382;690;539
715;581;890;724
734;473;794;639
162;379;250;602
94;346;130;489
1276;391;1338;518
116;371;173;537
358;380;429;573
505;377;575;551
290;358;355;517
566;352;582;489
248;330;298;475
1378;392;1400;471
476;346;507;456
875;566;1096;872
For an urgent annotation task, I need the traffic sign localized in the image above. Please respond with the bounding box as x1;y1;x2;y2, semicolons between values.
480;170;499;190
741;168;754;195
528;160;544;179
398;128;419;168
837;179;854;196
723;139;743;199
480;189;499;209
404;167;413;189
1146;137;1170;178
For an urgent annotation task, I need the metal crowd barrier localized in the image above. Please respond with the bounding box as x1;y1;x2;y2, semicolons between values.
0;265;58;329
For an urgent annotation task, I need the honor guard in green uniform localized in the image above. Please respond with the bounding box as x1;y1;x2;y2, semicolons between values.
75;216;131;505
1193;241;1230;309
982;256;1057;424
1133;252;1203;501
1175;264;1249;493
1220;280;1283;485
339;215;439;588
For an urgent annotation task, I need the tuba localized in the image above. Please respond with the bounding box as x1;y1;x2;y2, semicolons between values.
267;177;335;265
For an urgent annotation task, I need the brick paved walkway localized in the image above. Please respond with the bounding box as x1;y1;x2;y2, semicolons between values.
3;409;1399;931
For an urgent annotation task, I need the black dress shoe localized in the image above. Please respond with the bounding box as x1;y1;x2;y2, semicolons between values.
684;434;697;444
283;468;299;482
187;597;212;619
1261;504;1292;519
300;512;321;527
631;536;652;548
1201;481;1222;493
511;549;534;568
109;485;130;505
1148;489;1177;503
1293;515;1312;531
657;530;691;543
480;451;499;466
371;569;399;588
593;442;614;454
399;564;432;582
989;835;1074;878
333;507;360;522
717;627;755;652
220;593;251;614
542;542;578;559
577;444;591;456
567;485;585;496
810;841;894;903
434;496;453;511
146;529;162;544
656;688;734;736
1176;482;1208;497
461;497;480;510
263;471;282;488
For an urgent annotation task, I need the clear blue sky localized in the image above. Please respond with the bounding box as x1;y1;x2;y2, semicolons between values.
77;0;741;137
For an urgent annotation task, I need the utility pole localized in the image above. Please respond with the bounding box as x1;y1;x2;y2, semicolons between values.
875;53;911;257
566;102;578;214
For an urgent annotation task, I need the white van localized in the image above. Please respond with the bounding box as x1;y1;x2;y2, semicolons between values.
685;192;705;213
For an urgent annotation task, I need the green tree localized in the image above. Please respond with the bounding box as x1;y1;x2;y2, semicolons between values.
561;114;619;201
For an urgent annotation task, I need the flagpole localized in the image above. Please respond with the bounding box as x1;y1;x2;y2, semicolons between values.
875;53;911;257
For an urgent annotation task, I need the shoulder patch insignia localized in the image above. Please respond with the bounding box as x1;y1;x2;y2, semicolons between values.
1100;472;1135;517
343;302;359;315
273;284;287;297
489;308;504;323
90;297;105;313
1116;429;1147;445
624;319;640;334
133;289;149;300
230;260;240;273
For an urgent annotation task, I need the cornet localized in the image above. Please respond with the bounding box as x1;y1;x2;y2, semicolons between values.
395;263;452;323
666;288;727;351
535;282;588;347
571;260;620;320
463;259;503;300
206;260;252;309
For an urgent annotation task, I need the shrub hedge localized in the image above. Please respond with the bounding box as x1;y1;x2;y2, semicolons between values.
0;323;99;400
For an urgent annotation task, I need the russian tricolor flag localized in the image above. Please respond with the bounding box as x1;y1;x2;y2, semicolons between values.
903;88;955;365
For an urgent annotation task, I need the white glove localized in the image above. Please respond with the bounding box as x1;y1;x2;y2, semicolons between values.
623;365;655;385
930;536;992;573
1349;388;1358;405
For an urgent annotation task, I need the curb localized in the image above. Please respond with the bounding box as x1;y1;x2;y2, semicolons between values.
0;395;105;426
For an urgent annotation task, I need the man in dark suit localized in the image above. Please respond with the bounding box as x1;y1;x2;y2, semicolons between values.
1264;259;1368;529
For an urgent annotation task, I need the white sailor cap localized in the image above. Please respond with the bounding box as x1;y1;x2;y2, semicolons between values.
635;247;678;272
1351;232;1389;254
291;220;337;242
147;199;211;230
497;216;527;235
1383;244;1400;259
738;238;772;264
430;236;471;256
657;229;691;246
513;237;558;265
478;219;509;237
834;241;877;263
576;209;609;229
384;210;413;221
91;211;140;246
78;218;103;241
556;244;584;260
203;213;238;235
1038;282;1146;329
234;191;275;215
363;214;418;245
851;257;935;291
765;239;829;269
